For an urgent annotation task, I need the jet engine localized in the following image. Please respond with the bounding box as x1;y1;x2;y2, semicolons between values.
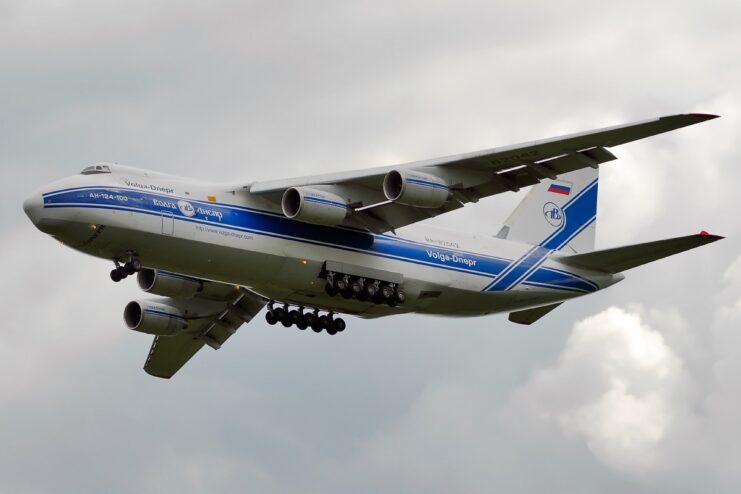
124;299;187;336
281;187;348;226
383;169;449;208
137;269;203;299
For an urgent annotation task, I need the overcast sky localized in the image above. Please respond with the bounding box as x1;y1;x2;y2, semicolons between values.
1;0;740;492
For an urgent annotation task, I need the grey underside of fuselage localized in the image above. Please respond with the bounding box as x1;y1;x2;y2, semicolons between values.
48;216;581;319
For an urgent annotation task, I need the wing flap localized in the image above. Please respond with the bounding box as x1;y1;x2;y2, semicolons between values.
557;233;723;274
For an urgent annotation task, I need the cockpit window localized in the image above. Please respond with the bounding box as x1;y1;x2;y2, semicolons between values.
80;164;112;175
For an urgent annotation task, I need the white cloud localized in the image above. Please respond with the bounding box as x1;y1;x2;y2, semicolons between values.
510;307;687;475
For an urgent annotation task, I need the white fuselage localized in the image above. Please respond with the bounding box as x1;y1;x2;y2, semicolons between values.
23;166;622;318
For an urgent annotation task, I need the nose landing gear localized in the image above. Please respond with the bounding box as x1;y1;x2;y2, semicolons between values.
110;253;143;282
265;301;346;335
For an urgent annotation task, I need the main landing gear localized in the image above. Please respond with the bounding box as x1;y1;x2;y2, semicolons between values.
324;272;405;306
265;302;347;335
110;253;143;282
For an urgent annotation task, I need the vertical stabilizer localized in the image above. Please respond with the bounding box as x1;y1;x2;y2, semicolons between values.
499;167;598;253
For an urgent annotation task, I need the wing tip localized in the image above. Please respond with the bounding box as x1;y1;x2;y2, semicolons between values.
698;230;724;241
143;366;175;379
687;112;721;121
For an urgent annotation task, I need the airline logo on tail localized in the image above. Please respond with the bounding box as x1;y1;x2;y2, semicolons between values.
543;202;564;227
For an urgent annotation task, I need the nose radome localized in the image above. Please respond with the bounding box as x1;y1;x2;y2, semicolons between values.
23;191;43;225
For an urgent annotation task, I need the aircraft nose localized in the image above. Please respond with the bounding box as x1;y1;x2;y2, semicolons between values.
23;191;44;226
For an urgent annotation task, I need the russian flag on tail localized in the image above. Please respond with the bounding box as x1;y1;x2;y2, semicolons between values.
548;182;572;195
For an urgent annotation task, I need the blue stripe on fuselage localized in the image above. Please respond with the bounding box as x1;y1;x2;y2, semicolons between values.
42;186;597;293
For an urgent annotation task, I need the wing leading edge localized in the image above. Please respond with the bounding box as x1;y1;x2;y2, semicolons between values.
247;114;718;233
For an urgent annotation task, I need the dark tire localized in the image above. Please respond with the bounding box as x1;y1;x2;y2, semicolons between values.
394;288;406;304
341;288;353;299
336;278;349;292
296;316;308;330
273;307;287;323
327;326;337;335
365;282;378;298
325;282;337;297
280;310;293;327
380;285;394;301
116;266;128;279
319;315;330;330
123;262;136;275
110;269;122;282
307;314;321;332
289;310;302;325
265;312;278;325
351;280;364;297
130;259;143;272
332;318;346;333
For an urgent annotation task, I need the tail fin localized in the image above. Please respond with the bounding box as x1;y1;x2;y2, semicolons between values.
497;167;598;253
557;232;723;273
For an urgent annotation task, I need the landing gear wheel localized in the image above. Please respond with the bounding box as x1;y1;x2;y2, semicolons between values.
273;307;287;325
296;316;308;330
331;318;346;333
325;282;337;297
123;262;136;275
110;269;123;282
336;277;349;293
327;326;338;336
308;313;322;332
130;258;143;272
394;288;406;304
265;312;278;325
280;310;293;327
351;279;364;297
319;315;330;331
289;310;302;326
380;285;394;302
364;281;379;299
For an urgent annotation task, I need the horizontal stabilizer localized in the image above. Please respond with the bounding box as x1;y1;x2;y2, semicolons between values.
558;232;723;274
509;303;563;325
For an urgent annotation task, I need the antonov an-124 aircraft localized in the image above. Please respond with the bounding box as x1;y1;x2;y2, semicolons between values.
24;114;723;378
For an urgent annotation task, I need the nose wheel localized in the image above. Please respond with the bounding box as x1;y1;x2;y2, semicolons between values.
265;302;346;335
110;253;143;282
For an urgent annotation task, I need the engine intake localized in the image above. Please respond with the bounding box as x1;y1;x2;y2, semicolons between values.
137;269;203;299
383;170;449;208
124;300;188;336
281;187;348;226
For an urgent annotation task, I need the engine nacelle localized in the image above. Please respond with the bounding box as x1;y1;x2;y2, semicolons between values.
137;269;203;299
281;187;348;226
383;169;449;208
124;299;188;336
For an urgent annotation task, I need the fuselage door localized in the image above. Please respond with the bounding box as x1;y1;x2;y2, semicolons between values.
161;211;174;235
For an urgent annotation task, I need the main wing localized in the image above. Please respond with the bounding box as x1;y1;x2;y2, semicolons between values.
144;286;266;379
247;113;717;232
